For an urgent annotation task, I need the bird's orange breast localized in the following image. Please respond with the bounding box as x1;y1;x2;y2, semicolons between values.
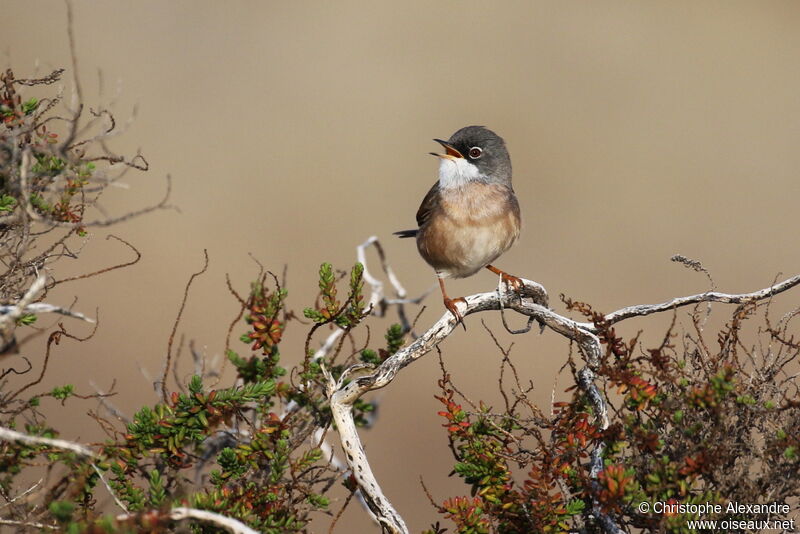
417;183;520;279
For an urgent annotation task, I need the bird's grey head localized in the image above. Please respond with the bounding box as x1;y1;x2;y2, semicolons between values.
431;125;512;189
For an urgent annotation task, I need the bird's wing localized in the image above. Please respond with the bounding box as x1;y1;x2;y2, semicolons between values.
415;182;440;228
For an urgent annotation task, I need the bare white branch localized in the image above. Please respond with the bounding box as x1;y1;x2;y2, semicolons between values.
0;274;47;333
326;264;800;534
0;426;129;513
167;508;259;534
0;425;95;458
0;302;95;323
583;274;800;330
324;279;550;534
284;237;427;526
0;269;94;352
92;464;129;513
116;507;260;534
0;517;58;530
0;479;42;510
89;380;129;423
357;235;429;332
323;361;408;534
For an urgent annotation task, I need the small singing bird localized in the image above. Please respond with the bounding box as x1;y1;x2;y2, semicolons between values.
395;125;523;326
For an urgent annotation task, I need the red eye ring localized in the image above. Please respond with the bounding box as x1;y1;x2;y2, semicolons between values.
468;147;482;159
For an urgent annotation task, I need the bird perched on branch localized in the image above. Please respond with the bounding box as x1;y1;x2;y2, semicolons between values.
395;125;523;327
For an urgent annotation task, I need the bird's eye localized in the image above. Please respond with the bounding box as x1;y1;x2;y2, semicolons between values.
468;147;482;159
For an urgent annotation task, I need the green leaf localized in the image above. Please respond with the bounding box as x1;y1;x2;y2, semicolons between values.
0;194;16;212
50;384;74;400
188;375;203;394
307;493;329;508
303;307;327;323
148;469;166;507
49;501;75;523
566;498;586;514
360;349;379;365
22;97;38;115
29;193;52;213
385;323;404;355
16;313;37;326
318;262;338;314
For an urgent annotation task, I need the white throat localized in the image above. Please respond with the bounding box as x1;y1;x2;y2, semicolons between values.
438;158;485;189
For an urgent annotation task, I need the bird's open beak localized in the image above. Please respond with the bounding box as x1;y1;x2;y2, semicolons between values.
430;139;463;160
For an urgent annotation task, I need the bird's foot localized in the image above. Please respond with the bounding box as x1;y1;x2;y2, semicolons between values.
501;273;524;293
443;296;467;331
486;265;525;295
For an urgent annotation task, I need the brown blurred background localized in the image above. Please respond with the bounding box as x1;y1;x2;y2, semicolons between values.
4;1;800;531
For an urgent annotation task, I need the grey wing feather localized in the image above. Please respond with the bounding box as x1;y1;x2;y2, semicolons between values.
394;182;439;239
415;182;440;228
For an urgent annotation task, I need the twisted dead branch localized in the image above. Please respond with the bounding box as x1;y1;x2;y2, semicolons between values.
288;237;428;509
323;252;800;534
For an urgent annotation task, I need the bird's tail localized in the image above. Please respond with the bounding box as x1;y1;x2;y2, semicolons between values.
393;229;418;238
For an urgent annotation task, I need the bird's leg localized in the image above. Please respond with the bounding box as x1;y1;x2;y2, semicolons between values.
486;264;524;293
438;276;467;330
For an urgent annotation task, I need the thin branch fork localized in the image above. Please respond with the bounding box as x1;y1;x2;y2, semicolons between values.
0;273;95;352
324;271;800;534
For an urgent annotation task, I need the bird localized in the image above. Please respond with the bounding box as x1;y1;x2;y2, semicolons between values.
395;125;523;327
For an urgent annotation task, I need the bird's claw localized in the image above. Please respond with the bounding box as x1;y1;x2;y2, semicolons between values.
501;273;524;293
443;297;467;331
